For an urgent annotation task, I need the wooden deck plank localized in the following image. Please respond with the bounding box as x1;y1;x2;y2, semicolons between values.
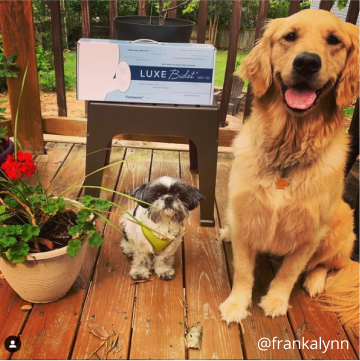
130;150;186;360
71;148;152;360
26;142;73;188
0;142;72;360
344;326;359;358
47;144;87;199
179;152;244;360
215;153;302;360
11;145;125;360
286;282;357;360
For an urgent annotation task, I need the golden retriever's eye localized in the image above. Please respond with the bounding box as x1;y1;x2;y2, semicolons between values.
283;32;297;42
327;35;341;45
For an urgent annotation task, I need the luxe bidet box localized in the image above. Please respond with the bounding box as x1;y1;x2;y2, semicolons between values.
76;39;216;106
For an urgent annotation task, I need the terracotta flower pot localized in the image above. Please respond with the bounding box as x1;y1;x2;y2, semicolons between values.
0;199;91;303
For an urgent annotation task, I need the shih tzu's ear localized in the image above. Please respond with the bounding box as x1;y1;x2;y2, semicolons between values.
188;186;205;211
132;183;149;208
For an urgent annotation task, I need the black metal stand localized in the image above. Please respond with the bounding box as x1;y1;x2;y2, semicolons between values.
85;101;219;227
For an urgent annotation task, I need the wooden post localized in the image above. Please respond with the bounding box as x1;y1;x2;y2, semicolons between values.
81;0;90;116
218;0;242;127
243;0;269;121
167;0;177;18
138;0;148;16
81;0;91;38
0;0;45;154
345;5;359;248
109;0;118;39
319;0;332;11
288;0;301;16
197;0;208;43
50;0;67;117
346;0;359;24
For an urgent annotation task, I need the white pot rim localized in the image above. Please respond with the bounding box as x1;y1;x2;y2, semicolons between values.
2;197;93;262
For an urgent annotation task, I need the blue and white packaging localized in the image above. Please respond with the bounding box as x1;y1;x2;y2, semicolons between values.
77;39;216;106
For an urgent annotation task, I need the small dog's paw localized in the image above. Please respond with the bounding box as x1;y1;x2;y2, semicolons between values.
219;227;231;242
121;240;134;259
303;271;326;297
219;296;250;324
130;268;151;280
158;269;175;281
259;294;288;318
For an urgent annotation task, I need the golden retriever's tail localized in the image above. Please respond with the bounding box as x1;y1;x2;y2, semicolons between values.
316;261;359;328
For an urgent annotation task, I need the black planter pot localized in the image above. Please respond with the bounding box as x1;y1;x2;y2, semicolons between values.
113;16;194;43
0;138;14;164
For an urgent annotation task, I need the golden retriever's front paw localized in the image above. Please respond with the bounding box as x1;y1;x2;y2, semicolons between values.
303;271;326;297
219;296;250;324
259;294;288;318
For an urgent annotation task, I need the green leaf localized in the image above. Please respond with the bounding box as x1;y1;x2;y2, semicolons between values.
88;232;103;247
4;196;18;208
27;192;47;206
6;242;29;264
81;195;96;207
0;205;6;214
94;199;111;211
0;225;22;237
82;222;95;232
0;214;10;222
0;125;7;138
0;236;17;248
21;224;40;242
67;239;82;258
56;197;66;212
41;200;58;215
69;224;82;236
76;209;91;224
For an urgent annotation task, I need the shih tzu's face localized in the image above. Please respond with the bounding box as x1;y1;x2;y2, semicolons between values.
133;176;204;223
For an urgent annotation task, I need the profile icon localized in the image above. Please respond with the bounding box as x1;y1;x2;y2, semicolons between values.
9;340;16;348
4;336;21;352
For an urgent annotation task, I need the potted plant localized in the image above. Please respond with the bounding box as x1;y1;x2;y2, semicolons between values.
0;68;160;303
114;0;197;43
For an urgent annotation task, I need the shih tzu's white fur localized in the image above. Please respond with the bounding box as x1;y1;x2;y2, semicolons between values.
120;176;204;280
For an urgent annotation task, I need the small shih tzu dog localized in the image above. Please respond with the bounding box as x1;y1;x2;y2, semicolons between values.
120;176;204;280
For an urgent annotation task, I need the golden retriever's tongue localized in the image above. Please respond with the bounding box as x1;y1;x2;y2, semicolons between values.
285;88;316;110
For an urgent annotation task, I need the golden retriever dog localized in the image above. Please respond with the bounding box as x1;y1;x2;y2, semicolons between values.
219;9;359;324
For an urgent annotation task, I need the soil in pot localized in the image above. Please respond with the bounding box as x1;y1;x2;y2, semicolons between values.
4;209;78;253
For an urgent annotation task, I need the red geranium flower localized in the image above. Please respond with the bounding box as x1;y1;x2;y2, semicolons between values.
1;151;36;180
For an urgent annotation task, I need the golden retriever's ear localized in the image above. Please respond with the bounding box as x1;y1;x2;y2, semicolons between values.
238;18;284;97
337;23;359;107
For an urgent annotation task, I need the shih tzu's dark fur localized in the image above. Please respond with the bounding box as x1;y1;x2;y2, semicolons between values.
120;176;204;280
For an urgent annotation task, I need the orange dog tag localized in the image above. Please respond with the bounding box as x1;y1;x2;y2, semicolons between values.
276;178;290;189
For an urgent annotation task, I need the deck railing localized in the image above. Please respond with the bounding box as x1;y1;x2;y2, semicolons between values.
0;0;358;154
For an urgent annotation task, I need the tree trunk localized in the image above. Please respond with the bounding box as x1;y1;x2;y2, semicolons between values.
159;0;165;25
209;16;213;43
213;15;219;46
209;14;219;46
60;0;68;50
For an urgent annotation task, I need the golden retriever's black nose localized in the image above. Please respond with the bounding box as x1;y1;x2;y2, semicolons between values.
293;53;322;76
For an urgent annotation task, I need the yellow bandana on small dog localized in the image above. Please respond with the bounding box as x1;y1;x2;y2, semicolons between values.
141;226;172;253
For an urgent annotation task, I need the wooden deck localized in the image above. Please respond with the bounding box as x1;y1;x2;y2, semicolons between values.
0;140;359;360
